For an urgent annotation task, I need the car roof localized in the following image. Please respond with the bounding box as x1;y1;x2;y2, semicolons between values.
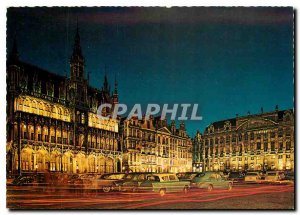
152;173;176;176
177;172;199;174
202;171;222;174
127;172;154;174
101;173;125;176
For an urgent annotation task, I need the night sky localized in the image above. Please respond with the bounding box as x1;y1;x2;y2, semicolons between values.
6;7;294;136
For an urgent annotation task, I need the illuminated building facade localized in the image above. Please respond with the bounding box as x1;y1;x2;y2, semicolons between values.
6;28;122;175
121;117;193;173
201;108;294;172
192;131;204;172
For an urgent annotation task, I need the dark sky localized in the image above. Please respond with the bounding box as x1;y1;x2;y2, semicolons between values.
7;7;294;136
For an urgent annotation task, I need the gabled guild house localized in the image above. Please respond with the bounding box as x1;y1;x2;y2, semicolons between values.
197;108;294;172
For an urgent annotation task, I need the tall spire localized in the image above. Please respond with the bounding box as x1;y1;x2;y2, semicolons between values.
103;65;109;92
70;19;84;63
69;20;85;80
114;73;118;95
8;35;19;64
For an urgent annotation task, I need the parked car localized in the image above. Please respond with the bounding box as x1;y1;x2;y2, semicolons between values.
49;172;71;185
244;172;261;183
228;172;245;183
80;174;99;184
220;171;230;180
96;173;127;192
6;175;16;185
191;171;233;191
115;172;154;192
139;173;190;197
284;171;294;181
67;174;83;184
12;175;35;186
282;171;294;185
176;172;199;181
264;171;285;183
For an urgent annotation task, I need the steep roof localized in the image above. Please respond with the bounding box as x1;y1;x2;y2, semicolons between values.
204;109;293;132
18;61;66;98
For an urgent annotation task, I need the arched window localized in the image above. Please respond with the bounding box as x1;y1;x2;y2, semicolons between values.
24;99;30;112
285;128;291;137
64;109;69;121
39;102;44;116
46;105;51;116
21;150;31;171
232;135;236;142
99;157;105;173
109;139;113;150
62;155;70;172
100;138;105;149
88;156;96;172
106;158;114;173
32;100;37;114
58;107;62;120
278;128;283;137
52;106;57;118
238;133;242;141
17;98;24;111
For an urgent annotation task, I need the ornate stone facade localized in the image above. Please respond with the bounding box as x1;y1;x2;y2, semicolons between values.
192;131;203;172
6;28;122;175
198;108;294;172
121;117;193;173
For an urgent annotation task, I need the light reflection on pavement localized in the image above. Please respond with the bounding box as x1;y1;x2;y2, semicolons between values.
7;183;294;209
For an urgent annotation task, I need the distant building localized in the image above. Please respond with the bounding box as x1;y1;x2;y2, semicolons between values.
6;27;122;175
200;108;294;172
121;117;193;173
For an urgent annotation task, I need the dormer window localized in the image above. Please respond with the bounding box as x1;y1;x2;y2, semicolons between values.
33;81;41;94
47;82;54;97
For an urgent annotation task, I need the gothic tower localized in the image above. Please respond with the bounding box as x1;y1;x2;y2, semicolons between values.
112;74;119;109
68;24;89;151
70;25;84;81
68;24;88;105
